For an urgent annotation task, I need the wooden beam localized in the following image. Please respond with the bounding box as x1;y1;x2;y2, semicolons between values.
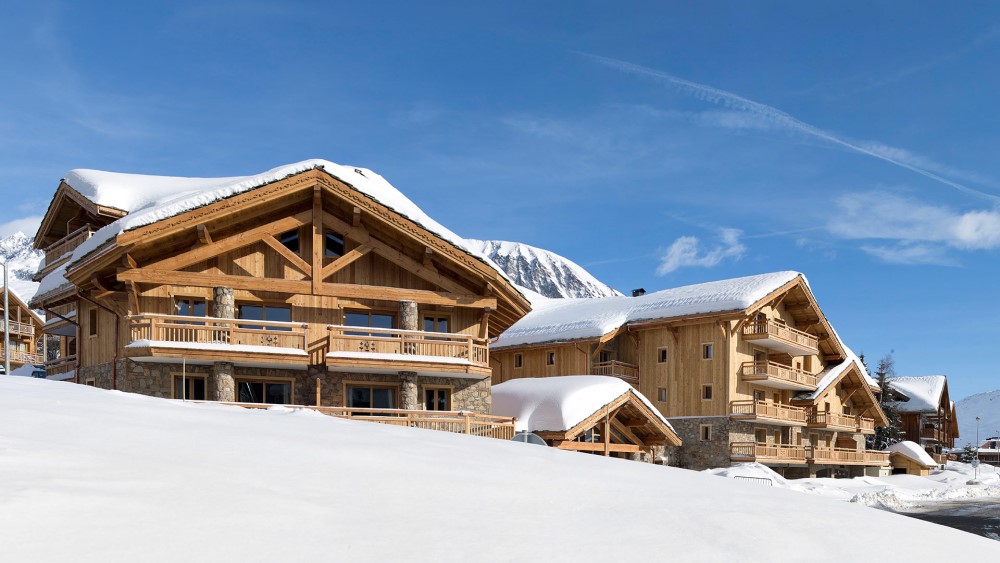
312;186;323;293
352;206;361;227
551;441;644;453
368;239;471;296
148;212;311;272
322;210;371;245
320;243;373;280
126;280;140;313
122;253;137;269
261;235;312;275
196;223;213;245
478;308;492;340
118;268;312;294
423;247;436;271
318;282;496;309
90;275;109;294
610;418;644;447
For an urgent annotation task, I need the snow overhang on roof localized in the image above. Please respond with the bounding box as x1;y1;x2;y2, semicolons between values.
492;271;802;349
886;376;948;413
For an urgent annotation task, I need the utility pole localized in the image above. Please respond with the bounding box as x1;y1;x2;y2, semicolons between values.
3;261;9;376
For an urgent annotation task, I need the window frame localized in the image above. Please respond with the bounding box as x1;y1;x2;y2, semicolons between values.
88;308;98;337
545;350;556;366
172;374;207;400
657;387;667;402
278;228;301;255
421;312;452;335
514;353;523;369
701;384;713;401
235;376;295;405
702;342;714;360
699;424;712;441
324;230;345;259
423;385;452;411
657;346;668;364
344;381;400;411
236;302;293;331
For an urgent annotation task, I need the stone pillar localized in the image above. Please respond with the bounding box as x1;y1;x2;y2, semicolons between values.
399;371;419;410
399;300;419;354
209;361;235;402
213;287;235;319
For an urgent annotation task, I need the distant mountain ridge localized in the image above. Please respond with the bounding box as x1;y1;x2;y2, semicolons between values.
957;389;1000;446
0;232;43;301
467;239;623;299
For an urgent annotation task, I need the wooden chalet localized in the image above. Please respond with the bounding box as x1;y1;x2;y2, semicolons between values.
491;375;681;460
29;160;530;413
491;272;890;477
887;441;939;476
886;375;959;463
0;288;44;371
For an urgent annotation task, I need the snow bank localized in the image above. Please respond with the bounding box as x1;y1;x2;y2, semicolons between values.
492;375;672;433
493;271;801;348
887;375;947;413
6;377;996;561
889;440;939;467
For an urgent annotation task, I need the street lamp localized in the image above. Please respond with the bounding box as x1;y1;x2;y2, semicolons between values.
968;416;982;485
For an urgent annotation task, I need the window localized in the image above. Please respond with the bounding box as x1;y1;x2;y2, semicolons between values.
66;336;77;356
174;376;206;400
347;384;397;411
344;310;395;337
754;428;767;443
514;354;523;369
237;379;292;404
657;387;667;402
424;387;451;411
324;231;345;258
753;349;766;362
598;350;613;363
658;347;668;363
702;385;713;400
279;229;300;254
546;351;555;366
699;424;712;441
753;390;764;402
84;379;96;387
176;298;206;317
423;315;450;334
89;308;98;337
238;303;292;331
702;343;713;360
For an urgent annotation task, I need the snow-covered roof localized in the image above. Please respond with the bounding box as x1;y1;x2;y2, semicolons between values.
491;375;673;433
44;160;520;300
888;441;938;467
796;344;876;401
493;271;801;348
886;376;948;413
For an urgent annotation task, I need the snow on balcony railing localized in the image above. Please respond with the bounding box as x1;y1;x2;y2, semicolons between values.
327;325;489;367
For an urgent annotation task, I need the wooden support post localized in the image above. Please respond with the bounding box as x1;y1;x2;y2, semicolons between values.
312;186;323;294
603;411;611;456
316;377;321;407
464;412;471;435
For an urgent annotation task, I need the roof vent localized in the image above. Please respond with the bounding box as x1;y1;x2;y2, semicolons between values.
632;288;646;297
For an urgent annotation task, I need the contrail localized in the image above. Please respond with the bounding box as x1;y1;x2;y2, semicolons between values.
581;52;1000;204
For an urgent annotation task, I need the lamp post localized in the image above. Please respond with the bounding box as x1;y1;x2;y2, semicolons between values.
968;416;982;485
3;260;9;377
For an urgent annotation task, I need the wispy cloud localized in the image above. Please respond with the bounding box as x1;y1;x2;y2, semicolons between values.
0;215;42;238
657;228;745;275
580;53;1000;204
828;192;1000;264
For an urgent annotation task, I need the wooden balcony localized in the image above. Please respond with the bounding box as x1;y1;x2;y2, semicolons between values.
808;447;889;465
742;319;819;355
39;226;94;277
45;355;76;376
210;402;516;440
0;320;36;337
931;452;948;465
1;348;44;366
126;314;310;365
730;400;808;426
739;360;817;391
920;426;947;443
730;442;807;464
327;325;490;378
807;410;876;434
591;360;639;384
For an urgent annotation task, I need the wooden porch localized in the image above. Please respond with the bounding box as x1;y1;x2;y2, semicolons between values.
591;360;639;384
739;360;817;391
730;400;808;426
742;319;819;355
730;442;807;464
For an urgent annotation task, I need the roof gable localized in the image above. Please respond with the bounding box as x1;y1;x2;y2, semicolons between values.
886;376;948;413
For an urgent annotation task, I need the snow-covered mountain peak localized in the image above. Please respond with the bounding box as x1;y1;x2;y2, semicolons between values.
466;239;623;299
0;231;43;301
957;389;1000;446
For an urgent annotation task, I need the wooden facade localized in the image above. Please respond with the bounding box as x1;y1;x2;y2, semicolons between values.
492;275;891;476
0;288;44;370
887;376;959;455
30;165;530;414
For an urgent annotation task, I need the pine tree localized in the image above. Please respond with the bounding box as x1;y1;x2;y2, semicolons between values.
867;354;905;450
958;443;978;463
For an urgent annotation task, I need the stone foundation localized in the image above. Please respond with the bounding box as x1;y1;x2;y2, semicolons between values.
666;416;736;470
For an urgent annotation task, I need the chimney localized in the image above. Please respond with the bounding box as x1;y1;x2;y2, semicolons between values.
632;288;646;297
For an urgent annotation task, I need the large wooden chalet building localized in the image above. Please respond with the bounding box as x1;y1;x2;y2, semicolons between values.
29;160;530;413
1;288;45;371
885;375;959;463
491;272;892;477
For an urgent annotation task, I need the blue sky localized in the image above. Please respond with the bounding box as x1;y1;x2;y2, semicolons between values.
2;2;999;399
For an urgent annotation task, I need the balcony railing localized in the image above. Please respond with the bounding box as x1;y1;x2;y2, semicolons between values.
45;354;77;375
42;225;94;268
731;442;807;462
739;360;817;390
742;319;819;354
730;400;808;425
129;314;308;351
207;402;516;440
808;410;876;434
808;447;888;465
327;325;489;367
592;360;639;383
1;348;44;365
920;426;947;443
0;320;36;337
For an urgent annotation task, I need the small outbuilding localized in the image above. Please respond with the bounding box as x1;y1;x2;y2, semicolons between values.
492;375;681;461
887;441;938;476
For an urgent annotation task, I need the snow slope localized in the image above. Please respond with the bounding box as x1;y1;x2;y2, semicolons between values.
0;231;43;301
957;389;1000;446
1;377;997;562
466;239;622;299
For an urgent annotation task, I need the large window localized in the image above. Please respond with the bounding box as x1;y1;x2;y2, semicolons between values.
279;229;300;254
174;376;206;400
347;384;397;411
238;304;292;331
325;230;345;258
237;379;292;404
424;387;451;411
423;315;450;334
344;310;395;336
176;298;206;317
